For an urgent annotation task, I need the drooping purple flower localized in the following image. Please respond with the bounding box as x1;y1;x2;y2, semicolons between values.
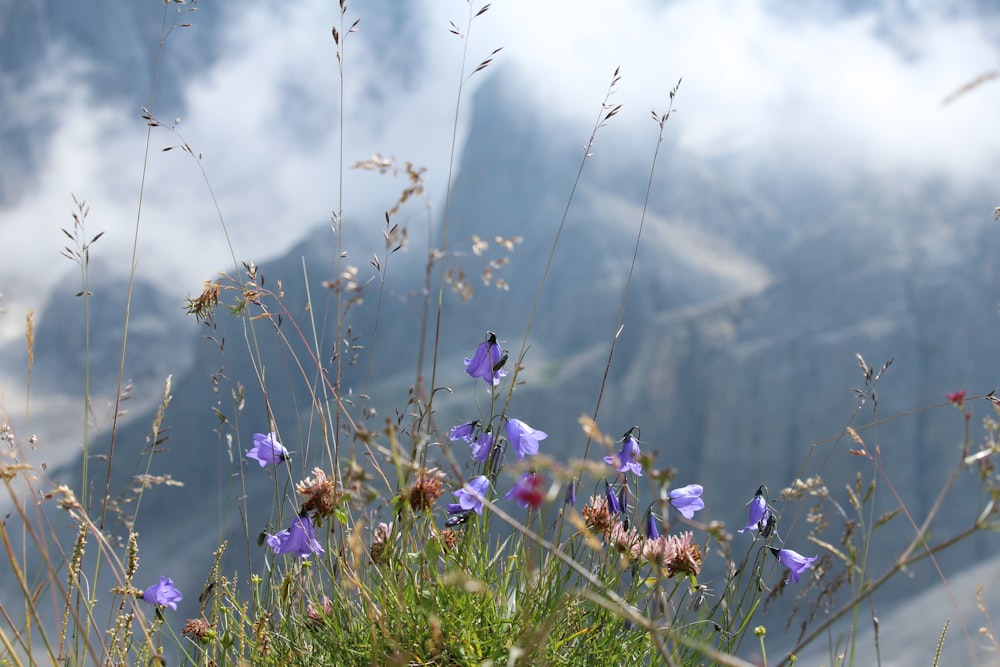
668;484;705;520
451;475;491;515
759;508;777;538
141;576;182;610
645;510;661;540
267;514;324;558
449;421;478;442
505;419;547;459
505;472;545;510
464;332;508;386
604;431;643;476
246;432;289;468
738;487;767;534
564;478;578;506
618;484;631;517
605;480;622;515
470;429;494;462
770;547;818;583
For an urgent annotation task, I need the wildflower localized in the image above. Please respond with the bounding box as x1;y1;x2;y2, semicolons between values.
946;390;966;407
437;528;459;550
465;332;507;386
758;508;777;538
640;531;704;577
770;547;818;583
246;432;289;467
609;522;641;559
182;618;214;643
668;484;704;520
604;430;643;476
505;472;545;510
296;468;341;518
406;468;446;511
665;532;703;578
141;576;182;610
305;596;334;629
565;478;578;506
470;429;494;462
450;476;491;515
618;484;631;517
267;514;324;558
370;521;395;564
645;510;661;540
582;495;613;535
506;419;547;459
605;480;622;515
449;421;479;442
738;486;767;534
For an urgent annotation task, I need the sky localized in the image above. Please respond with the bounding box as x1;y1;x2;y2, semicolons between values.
0;0;998;344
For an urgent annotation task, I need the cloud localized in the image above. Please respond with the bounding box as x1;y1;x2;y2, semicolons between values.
477;0;1000;183
1;0;998;344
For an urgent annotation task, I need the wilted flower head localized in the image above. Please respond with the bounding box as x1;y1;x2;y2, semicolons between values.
406;468;446;511
738;486;767;534
505;472;545;510
431;528;458;552
770;547;818;583
582;495;613;535
505;418;547;459
182;618;214;643
464;332;508;386
141;576;182;610
370;522;395;564
665;531;703;578
640;531;703;578
246;432;289;467
609;522;642;560
296;468;342;519
668;484;705;520
604;430;643;476
267;514;324;558
450;475;491;515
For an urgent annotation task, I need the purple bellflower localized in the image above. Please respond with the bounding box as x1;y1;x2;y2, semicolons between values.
564;478;578;506
142;576;183;610
738;486;768;534
604;431;643;476
450;476;491;515
449;421;479;442
267;514;324;558
470;429;494;462
770;547;818;583
505;418;547;459
668;484;705;520
605;480;622;515
645;510;661;540
465;332;508;386
246;432;289;468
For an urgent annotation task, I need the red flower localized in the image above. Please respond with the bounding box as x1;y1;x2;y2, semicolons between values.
946;390;966;406
505;472;545;510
